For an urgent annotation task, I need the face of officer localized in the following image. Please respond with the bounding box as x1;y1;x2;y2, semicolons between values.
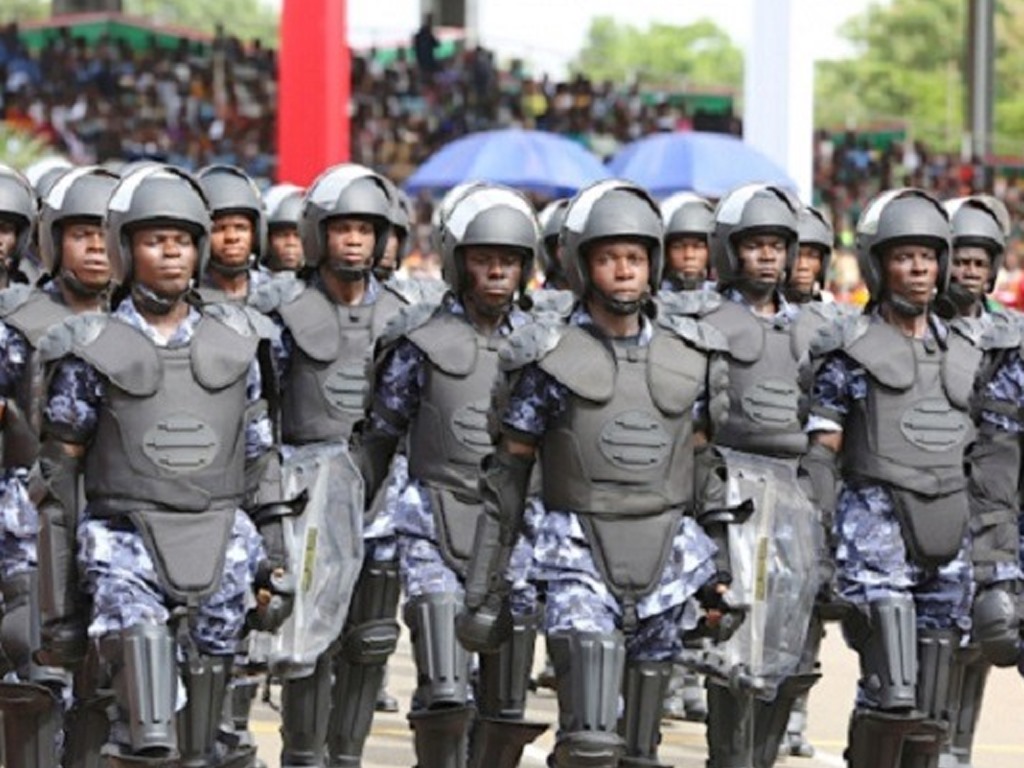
0;217;17;266
586;237;651;307
61;218;110;291
325;216;376;273
882;242;939;308
736;231;788;286
666;234;708;281
460;244;523;316
790;245;825;296
268;224;303;271
950;245;992;300
210;213;254;268
131;225;199;297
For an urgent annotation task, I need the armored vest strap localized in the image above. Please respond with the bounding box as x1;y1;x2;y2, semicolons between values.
278;286;341;362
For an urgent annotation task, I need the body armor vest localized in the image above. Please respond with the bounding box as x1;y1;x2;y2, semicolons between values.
705;300;808;457
84;321;251;515
280;285;404;444
0;289;72;466
843;324;975;497
537;325;708;604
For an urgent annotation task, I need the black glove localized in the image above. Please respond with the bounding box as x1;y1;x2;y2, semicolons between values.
250;506;296;633
688;581;744;644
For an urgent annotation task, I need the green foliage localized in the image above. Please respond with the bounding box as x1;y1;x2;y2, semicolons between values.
4;0;48;21
0;124;51;170
123;0;279;45
816;0;1024;153
570;16;742;91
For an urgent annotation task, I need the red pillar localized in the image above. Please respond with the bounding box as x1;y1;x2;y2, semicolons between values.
277;0;349;185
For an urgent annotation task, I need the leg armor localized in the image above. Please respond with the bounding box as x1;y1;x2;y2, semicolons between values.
846;595;917;711
408;706;474;768
845;709;923;768
939;648;989;768
375;667;399;713
65;648;115;768
326;558;402;767
280;653;332;767
100;623;177;759
753;616;822;767
470;608;547;768
177;653;234;768
705;682;753;768
547;631;626;768
405;593;471;709
618;660;672;768
901;629;959;768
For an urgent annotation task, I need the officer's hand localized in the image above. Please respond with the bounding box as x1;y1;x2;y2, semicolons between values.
456;591;512;653
36;620;88;668
248;559;295;633
694;582;744;643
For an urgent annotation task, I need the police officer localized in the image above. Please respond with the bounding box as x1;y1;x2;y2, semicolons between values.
659;192;714;293
694;184;827;768
457;180;734;768
786;206;833;305
0;164;39;290
357;183;544;768
803;189;975;768
374;181;414;283
36;164;292;767
197;164;269;302
262;184;305;275
537;198;570;291
253;164;428;768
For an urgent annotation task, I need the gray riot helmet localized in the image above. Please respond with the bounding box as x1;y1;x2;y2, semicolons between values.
105;165;211;299
300;163;392;279
24;157;74;202
537;198;569;285
262;183;304;270
432;181;487;258
786;205;835;302
945;196;1007;290
442;184;539;300
197;164;268;272
377;178;413;280
561;180;663;311
38;166;119;294
711;183;799;293
0;164;37;272
855;188;950;311
660;192;714;289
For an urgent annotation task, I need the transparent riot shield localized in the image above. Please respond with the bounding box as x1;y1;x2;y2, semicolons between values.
687;447;824;700
269;443;364;678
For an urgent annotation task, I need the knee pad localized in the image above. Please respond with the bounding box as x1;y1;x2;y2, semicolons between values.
347;558;401;627
340;617;400;666
620;661;672;762
972;585;1020;667
281;652;332;766
177;653;231;766
860;596;917;711
916;629;958;723
405;593;470;708
0;679;61;768
477;608;541;719
547;631;624;736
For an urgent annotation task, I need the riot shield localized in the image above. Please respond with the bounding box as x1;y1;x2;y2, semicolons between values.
686;447;824;700
269;443;364;678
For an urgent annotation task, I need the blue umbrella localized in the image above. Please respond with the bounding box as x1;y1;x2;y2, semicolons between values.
608;132;796;198
404;129;609;197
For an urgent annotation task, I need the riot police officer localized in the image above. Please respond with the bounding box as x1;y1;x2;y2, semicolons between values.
537;198;570;291
786;205;833;305
262;184;305;275
457;180;734;768
197;164;269;302
803;189;976;768
37;164;292;767
0;164;38;289
659;192;714;293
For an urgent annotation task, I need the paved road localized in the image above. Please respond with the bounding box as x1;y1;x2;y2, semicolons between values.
250;627;1024;767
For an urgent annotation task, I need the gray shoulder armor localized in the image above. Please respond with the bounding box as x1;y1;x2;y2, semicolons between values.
276;285;340;363
193;309;261;390
655;289;722;319
528;288;576;320
204;300;278;341
378;299;443;349
39;312;108;363
808;312;868;358
0;284;35;318
536;325;615;402
654;309;728;353
247;274;305;315
383;276;449;306
405;310;478;376
498;315;570;372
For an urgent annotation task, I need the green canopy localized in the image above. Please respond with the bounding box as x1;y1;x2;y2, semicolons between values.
18;12;211;53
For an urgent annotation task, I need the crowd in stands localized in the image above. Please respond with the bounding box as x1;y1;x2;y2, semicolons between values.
6;15;1024;306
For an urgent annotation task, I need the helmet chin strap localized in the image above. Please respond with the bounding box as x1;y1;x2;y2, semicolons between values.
944;282;981;314
207;255;253;277
590;286;642;316
372;265;395;282
884;293;929;318
666;273;704;292
60;269;109;299
736;276;778;302
463;289;512;320
782;284;816;305
325;260;369;283
132;282;187;315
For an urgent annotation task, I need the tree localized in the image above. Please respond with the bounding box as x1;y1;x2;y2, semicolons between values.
570;16;743;92
123;0;279;45
815;0;1024;153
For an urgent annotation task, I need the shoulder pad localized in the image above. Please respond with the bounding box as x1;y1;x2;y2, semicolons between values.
843;318;916;390
43;315;161;396
976;315;1021;352
39;312;108;363
383;276;448;306
702;300;763;363
406;310;478;376
791;302;843;359
528;289;576;320
536;325;615;402
498;315;569;372
248;274;305;315
204;301;278;341
656;289;722;318
193;311;260;390
276;286;340;362
808;312;868;358
379;300;443;349
0;284;34;317
654;311;728;353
